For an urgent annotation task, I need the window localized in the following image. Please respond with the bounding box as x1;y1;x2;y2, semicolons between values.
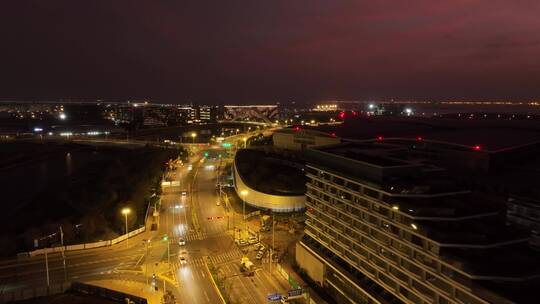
415;251;438;271
389;266;408;284
401;259;422;278
456;290;482;304
426;272;453;295
391;239;411;256
364;188;379;199
333;176;345;186
353;243;369;258
412;280;435;299
380;248;399;265
371;229;389;245
354;196;370;209
371;254;387;271
363;237;378;252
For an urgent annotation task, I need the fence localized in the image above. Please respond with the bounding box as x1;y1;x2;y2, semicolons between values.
24;226;146;257
0;282;71;303
71;282;147;304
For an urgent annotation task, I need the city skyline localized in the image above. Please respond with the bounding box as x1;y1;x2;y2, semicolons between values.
2;1;540;103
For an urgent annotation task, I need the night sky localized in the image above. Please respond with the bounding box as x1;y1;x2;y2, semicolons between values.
2;1;540;103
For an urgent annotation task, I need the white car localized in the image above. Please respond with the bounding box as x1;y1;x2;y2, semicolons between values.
216;201;221;206
179;256;187;265
178;238;186;246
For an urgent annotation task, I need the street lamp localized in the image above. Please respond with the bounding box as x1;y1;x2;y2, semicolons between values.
240;190;248;234
191;132;196;144
121;208;131;248
242;137;247;149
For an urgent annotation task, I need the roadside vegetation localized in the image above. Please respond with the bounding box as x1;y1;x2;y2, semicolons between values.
0;141;186;256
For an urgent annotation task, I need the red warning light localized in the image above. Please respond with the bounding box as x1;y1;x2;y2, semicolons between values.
339;112;345;119
352;111;358;116
377;136;384;141
331;132;336;137
294;126;301;131
473;145;481;151
416;136;423;141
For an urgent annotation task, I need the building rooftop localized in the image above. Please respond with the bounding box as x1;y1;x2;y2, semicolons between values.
310;116;540;152
275;128;336;138
235;149;306;196
443;243;540;279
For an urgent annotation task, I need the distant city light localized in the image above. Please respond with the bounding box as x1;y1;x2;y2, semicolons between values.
411;223;418;230
33;127;43;132
404;108;413;116
377;136;384;141
59;113;67;120
473;145;481;151
368;104;375;109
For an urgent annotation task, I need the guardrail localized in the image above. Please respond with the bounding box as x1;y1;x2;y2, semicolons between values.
23;226;146;257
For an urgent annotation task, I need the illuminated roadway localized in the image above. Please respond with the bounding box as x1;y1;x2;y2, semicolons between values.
0;130;287;303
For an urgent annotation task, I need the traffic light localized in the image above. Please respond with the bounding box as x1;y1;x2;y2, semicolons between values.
204;152;209;157
163;234;168;241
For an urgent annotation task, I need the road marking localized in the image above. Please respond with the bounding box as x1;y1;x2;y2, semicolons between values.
135;254;145;266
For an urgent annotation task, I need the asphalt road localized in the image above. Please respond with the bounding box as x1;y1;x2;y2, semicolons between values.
0;138;289;304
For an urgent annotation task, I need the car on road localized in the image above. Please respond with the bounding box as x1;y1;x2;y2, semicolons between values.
178;238;186;246
248;236;258;244
255;252;263;260
179;256;187;265
235;238;248;246
216;200;221;206
181;191;188;197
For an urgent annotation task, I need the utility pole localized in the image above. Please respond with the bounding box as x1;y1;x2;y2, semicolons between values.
144;239;149;286
167;237;170;268
270;213;275;273
44;249;50;288
172;206;176;236
60;226;67;282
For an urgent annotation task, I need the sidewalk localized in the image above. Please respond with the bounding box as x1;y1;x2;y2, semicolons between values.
85;279;163;304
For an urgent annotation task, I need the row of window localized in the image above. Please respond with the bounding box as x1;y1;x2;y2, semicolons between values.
306;196;480;304
306;222;483;304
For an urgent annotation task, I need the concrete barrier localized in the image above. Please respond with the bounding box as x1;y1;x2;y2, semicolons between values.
26;226;145;256
85;241;109;249
66;244;84;251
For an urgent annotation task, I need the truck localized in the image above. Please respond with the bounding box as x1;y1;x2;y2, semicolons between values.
240;258;255;276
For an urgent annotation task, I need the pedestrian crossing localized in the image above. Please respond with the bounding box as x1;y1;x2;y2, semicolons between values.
169;249;243;269
170;257;207;269
171;230;207;242
171;229;228;243
208;248;243;265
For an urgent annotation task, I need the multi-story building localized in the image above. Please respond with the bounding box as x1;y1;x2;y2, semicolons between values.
507;196;540;249
297;140;540;304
